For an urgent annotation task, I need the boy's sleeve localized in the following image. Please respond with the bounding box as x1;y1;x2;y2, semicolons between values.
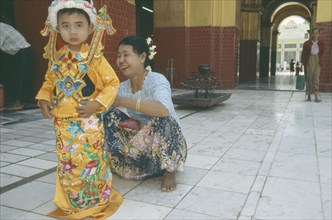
35;62;55;102
94;56;119;110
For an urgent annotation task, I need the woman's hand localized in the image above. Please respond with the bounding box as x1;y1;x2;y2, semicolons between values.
76;100;102;118
38;100;53;119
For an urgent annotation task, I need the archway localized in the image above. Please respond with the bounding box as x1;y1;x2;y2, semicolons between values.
276;16;310;75
260;0;313;77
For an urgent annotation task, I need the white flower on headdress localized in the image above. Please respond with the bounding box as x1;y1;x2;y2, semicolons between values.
48;0;97;29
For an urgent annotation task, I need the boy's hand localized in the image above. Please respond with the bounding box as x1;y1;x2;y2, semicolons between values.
38;100;53;119
76;100;102;118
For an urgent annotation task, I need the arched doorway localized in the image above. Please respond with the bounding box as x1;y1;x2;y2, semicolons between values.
239;0;315;89
262;0;313;78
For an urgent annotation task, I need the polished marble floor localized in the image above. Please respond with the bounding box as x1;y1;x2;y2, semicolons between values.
0;75;331;219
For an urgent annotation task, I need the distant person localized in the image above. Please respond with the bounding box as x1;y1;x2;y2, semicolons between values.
0;22;32;110
289;59;295;76
301;28;325;102
295;61;302;76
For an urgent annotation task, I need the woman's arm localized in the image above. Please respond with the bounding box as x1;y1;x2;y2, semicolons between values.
116;96;169;117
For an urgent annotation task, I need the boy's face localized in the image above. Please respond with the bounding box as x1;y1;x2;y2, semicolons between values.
57;12;93;52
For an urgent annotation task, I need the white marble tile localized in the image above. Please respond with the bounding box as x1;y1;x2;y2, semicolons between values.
1;164;43;177
188;142;230;157
17;158;58;170
244;128;276;136
224;148;266;163
37;172;56;184
318;157;332;184
254;177;323;219
0;206;27;220
240;191;260;217
197;170;255;194
212;158;261;176
17;212;55;219
251;176;267;192
107;199;172;219
232;140;270;152
209;130;244;143
238;214;252;220
257;161;273;176
1;140;34;147
277;135;316;155
8;148;46;157
0;153;29;163
165;209;220;219
321;183;332;220
111;174;143;195
9;129;37;136
16;136;50;143
184;153;219;170
0;128;15;133
26;143;55;152
0;144;19;152
1;133;25;140
0;173;23;187
124;179;192;207
40;139;56;146
270;152;319;182
176;166;208;186
176;186;247;219
316;138;332;158
37;152;58;162
0;181;54;211
0;161;10;167
30;132;55;139
32;200;57;216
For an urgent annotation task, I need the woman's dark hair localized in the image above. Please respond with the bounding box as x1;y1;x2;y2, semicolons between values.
57;8;91;25
119;36;150;68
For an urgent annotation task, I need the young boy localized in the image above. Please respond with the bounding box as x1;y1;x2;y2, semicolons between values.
36;0;122;219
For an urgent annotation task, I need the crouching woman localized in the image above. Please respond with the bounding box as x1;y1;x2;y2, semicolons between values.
103;36;187;192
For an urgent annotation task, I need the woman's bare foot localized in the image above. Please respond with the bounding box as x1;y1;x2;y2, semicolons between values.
161;171;176;192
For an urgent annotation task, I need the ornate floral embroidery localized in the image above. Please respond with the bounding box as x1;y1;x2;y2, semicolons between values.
82;115;99;130
101;185;111;200
78;62;88;72
56;75;84;97
103;167;112;182
66;121;84;137
61;159;77;174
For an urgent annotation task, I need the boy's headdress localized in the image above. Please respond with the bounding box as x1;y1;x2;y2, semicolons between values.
41;0;116;63
48;0;97;30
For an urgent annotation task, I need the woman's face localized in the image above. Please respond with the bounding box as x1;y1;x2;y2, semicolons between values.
116;44;146;78
57;12;93;52
311;29;320;41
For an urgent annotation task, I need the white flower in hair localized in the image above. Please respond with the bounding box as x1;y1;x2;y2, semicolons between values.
149;51;157;60
146;37;152;45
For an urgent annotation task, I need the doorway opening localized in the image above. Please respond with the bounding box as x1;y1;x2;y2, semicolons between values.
135;0;154;38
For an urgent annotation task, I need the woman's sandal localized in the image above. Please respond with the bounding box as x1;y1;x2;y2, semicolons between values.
315;98;321;103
